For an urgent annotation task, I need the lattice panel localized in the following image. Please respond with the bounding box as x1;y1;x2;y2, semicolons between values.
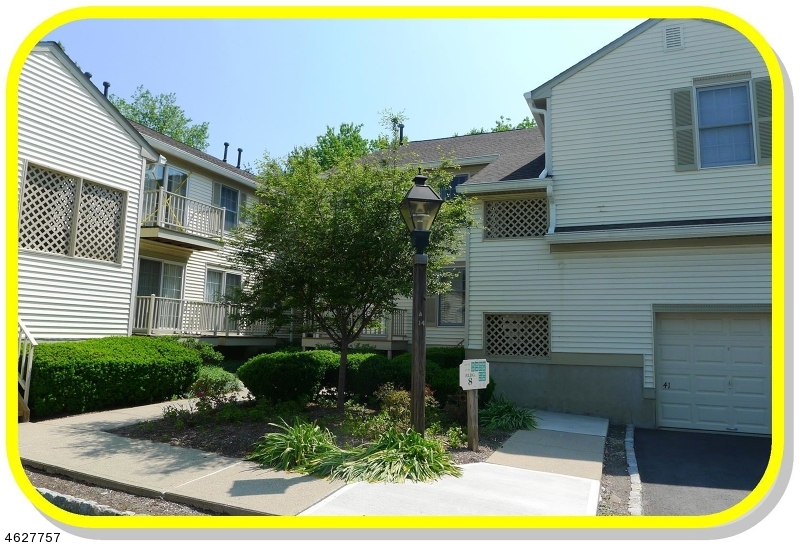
485;197;547;238
74;182;124;262
19;165;77;255
485;314;550;357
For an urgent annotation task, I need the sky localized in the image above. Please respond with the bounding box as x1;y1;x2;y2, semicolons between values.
2;0;800;545
42;17;648;165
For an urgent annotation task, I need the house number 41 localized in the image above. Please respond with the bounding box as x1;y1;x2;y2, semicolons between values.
663;382;671;389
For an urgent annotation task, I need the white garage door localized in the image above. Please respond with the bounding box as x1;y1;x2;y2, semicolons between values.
655;313;771;435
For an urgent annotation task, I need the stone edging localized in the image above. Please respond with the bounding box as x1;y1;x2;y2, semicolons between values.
625;424;643;515
37;488;135;516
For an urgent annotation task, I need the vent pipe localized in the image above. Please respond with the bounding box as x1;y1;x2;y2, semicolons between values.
102;82;110;98
236;148;243;169
84;71;92;80
222;142;229;163
398;123;404;145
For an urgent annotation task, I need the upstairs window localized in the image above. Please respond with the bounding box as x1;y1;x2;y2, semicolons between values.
214;183;243;231
438;268;465;326
441;174;469;200
696;84;754;167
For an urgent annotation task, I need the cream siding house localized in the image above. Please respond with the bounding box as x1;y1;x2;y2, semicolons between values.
459;19;772;434
17;42;159;340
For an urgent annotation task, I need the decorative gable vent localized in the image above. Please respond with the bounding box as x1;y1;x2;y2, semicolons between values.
664;26;684;51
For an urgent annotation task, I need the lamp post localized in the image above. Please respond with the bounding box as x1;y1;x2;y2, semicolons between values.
399;173;443;435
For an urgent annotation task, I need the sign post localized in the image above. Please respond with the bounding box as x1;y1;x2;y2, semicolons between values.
459;359;490;452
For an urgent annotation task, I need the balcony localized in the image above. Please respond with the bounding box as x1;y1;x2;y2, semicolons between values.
140;188;225;251
133;295;276;346
301;308;409;357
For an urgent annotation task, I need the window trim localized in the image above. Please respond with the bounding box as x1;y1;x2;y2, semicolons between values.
437;267;466;327
136;257;186;299
214;182;242;231
693;78;757;169
205;266;243;302
18;160;128;265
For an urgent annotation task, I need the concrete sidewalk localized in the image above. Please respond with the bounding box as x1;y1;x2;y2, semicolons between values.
18;401;608;516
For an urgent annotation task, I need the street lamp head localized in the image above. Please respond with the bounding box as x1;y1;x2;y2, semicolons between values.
399;174;443;254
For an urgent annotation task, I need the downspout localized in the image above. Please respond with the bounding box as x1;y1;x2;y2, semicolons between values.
524;93;556;234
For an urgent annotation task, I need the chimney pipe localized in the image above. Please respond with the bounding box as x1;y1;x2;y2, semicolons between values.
398;123;404;145
236;148;243;169
102;82;110;98
84;71;92;80
222;142;229;163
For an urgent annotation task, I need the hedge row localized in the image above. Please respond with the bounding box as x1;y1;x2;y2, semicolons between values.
29;336;203;418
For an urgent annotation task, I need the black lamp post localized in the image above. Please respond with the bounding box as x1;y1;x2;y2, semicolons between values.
399;173;443;435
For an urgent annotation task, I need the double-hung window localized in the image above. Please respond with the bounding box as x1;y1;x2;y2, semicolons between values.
213;182;242;231
437;268;465;326
441;174;469;200
205;269;242;302
672;73;771;170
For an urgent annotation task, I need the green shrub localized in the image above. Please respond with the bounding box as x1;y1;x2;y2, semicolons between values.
346;353;404;398
237;350;339;403
424;347;465;369
446;426;467;448
30;336;202;418
191;365;240;398
479;395;537;431
246;418;339;471
177;337;224;365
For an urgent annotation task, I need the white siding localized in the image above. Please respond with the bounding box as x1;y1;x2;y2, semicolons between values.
394;295;465;347
17;50;145;339
466;205;770;389
549;19;770;227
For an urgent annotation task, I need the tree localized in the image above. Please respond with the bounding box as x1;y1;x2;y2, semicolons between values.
230;128;473;411
306;123;372;171
462;115;537;136
110;85;210;151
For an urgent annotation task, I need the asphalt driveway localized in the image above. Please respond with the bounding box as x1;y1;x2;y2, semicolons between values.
634;429;771;515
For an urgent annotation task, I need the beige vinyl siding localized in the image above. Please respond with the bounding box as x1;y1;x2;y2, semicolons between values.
17;50;144;339
549;19;770;227
394;295;465;347
465;207;770;389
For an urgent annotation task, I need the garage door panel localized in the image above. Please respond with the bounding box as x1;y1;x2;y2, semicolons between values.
656;312;771;435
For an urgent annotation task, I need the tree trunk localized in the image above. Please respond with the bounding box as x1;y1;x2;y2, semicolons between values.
336;342;349;412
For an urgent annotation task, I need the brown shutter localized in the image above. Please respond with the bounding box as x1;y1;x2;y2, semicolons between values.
672;88;697;171
425;293;438;326
753;77;772;165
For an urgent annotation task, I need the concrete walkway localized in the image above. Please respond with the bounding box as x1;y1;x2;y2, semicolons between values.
18;402;608;516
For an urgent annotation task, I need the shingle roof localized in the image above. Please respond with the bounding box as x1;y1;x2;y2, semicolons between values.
397;128;545;184
130;121;258;182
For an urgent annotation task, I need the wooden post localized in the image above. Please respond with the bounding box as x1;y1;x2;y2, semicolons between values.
147;294;156;335
411;254;428;435
467;389;479;452
157;187;166;228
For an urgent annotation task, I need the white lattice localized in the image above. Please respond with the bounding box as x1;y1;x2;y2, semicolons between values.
19;165;77;255
74;182;124;262
485;314;550;358
485;196;547;238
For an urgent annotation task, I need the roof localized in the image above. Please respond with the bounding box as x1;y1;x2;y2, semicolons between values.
34;42;159;162
526;19;661;100
130;121;259;185
397;128;545;184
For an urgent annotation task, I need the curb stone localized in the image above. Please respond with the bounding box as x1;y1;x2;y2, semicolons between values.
625;424;643;516
36;488;135;516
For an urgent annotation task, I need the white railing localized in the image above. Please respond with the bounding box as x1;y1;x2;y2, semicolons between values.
18;319;37;422
133;295;269;336
141;188;225;239
311;308;407;340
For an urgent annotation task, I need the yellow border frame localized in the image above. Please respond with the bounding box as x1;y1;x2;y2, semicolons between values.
5;5;786;533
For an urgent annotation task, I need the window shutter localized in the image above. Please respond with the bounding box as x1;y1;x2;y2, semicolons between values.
425;293;438;326
212;182;221;207
752;77;772;165
672;87;697;171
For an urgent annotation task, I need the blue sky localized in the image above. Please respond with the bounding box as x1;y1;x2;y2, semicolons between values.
44;17;645;165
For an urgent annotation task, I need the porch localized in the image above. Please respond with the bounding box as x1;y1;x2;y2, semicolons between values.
139;188;225;251
300;308;410;357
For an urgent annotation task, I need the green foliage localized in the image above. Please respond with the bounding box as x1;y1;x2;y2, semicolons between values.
329;428;462;483
230;112;475;409
424;346;466;369
479;395;537;432
346;353;404;398
178;338;225;365
246;418;339;471
446;426;468;448
30;336;201;418
464;115;537;136
110;85;210;150
237;350;339;403
190;365;240;398
305;122;372;170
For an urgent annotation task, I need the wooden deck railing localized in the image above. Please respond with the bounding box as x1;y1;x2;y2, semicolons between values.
18;320;37;422
310;308;407;340
133;295;269;336
141;188;225;239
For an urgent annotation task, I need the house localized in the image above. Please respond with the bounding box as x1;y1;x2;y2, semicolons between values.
127;123;282;347
301;128;546;356
17;42;160;340
458;19;772;433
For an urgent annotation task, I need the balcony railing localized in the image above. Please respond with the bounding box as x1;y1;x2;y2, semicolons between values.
18;319;37;422
308;308;407;341
141;188;225;240
133;295;269;336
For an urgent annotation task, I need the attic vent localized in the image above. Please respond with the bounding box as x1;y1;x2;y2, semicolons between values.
664;26;684;51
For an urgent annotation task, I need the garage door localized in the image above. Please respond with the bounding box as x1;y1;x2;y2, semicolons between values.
655;313;771;435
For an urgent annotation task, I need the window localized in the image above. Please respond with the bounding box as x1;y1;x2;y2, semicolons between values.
672;75;771;171
214;183;241;231
484;196;548;238
485;313;550;358
441;174;469;200
144;164;188;196
205;269;242;302
136;258;184;299
19;163;126;263
438;268;465;326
